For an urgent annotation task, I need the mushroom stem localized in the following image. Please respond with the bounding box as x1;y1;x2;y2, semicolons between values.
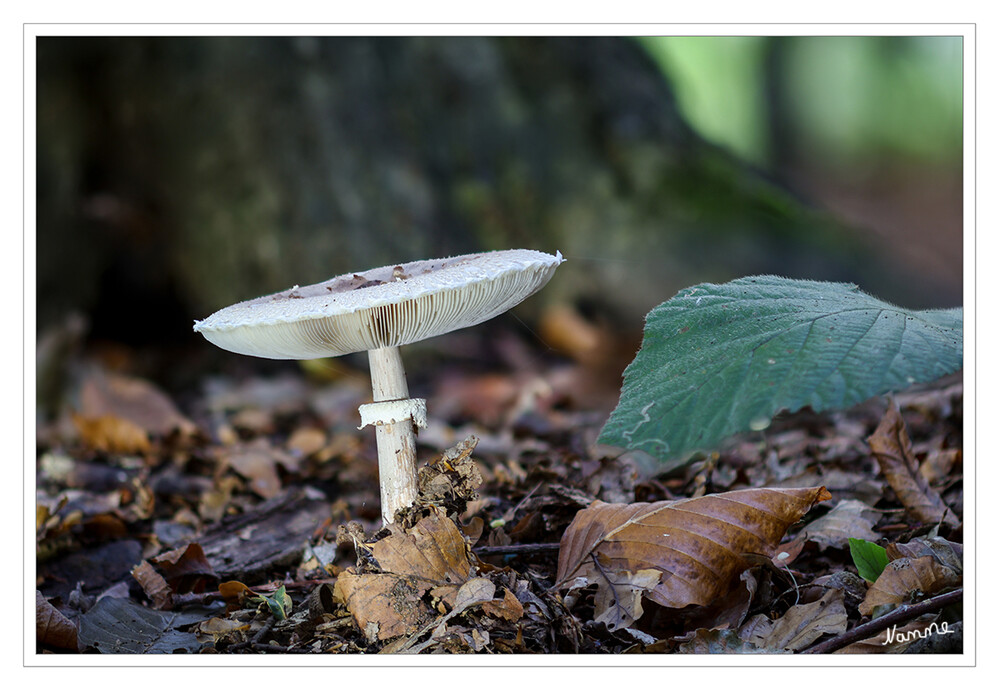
367;346;420;524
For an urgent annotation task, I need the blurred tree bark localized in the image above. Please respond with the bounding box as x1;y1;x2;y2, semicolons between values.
36;36;954;346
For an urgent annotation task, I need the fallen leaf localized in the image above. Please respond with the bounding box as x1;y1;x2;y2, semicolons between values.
737;613;775;648
286;426;327;457
765;589;848;651
367;508;472;587
919;447;961;484
867;400;960;529
805;570;869;612
335;508;475;642
886;536;963;574
131;560;173;609
230;407;274;435
198;475;241;523
192;617;251;641
849;538;890;583
556;486;831;610
538;303;605;364
36;591;78;651
218;580;253;605
334;572;434;642
801;499;880;550
859;555;962;616
677;628;776;654
680;568;759;633
481;587;524;622
150;543;219;593
80;370;195;437
453;577;496;610
72;413;151;454
592;567;662;630
76;596;211;653
221;439;298;499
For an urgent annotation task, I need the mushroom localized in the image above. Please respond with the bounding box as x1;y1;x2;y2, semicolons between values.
193;249;563;524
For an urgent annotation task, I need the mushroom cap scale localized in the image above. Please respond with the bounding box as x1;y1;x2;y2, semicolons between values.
193;249;563;360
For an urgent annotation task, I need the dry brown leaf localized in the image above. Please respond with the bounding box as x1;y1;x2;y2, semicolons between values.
868;400;960;529
367;508;472;586
680;569;759;634
335;508;475;642
286;426;327;457
765;589;847;651
335;571;435;642
80;371;195;436
738;613;775;648
886;536;963;574
221;439;299;499
592;567;662;630
919;447;961;484
538;303;604;363
677;628;776;654
198;475;241;522
453;577;496;610
481;587;524;622
150;543;219;593
218;580;253;604
801;499;880;550
859;555;962;616
131;560;173;609
36;591;78;651
556;486;831;611
192;617;252;641
72;413;151;454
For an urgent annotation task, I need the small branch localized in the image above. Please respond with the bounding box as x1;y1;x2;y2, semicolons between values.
473;543;560;557
250;642;310;654
229;617;276;653
800;588;963;654
170;591;224;608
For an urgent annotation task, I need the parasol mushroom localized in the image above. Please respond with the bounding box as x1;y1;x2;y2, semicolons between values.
193;249;563;524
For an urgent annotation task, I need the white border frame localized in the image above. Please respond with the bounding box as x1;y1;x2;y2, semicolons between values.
21;22;976;672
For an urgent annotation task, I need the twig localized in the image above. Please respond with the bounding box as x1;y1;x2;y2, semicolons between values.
250;642;310;653
473;543;560;557
800;588;963;654
229;617;276;652
171;591;224;608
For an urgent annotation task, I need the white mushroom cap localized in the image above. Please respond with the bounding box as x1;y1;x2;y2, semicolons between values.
193;249;564;359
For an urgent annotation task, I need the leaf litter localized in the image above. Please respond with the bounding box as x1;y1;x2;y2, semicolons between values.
34;316;963;654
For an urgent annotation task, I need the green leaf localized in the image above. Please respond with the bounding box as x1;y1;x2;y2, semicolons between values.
249;584;292;620
849;537;890;583
598;276;962;466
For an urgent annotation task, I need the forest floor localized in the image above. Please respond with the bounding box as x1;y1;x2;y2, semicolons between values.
35;316;964;656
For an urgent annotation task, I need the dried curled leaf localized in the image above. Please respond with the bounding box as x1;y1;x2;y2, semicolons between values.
765;589;847;651
886;536;963;574
150;543;219;593
334;508;475;642
556;486;831;615
801;499;880;550
131;560;174;610
368;508;472;587
868;400;960;529
481;587;524;622
36;591;78;651
859;555;962;616
335;572;433;642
